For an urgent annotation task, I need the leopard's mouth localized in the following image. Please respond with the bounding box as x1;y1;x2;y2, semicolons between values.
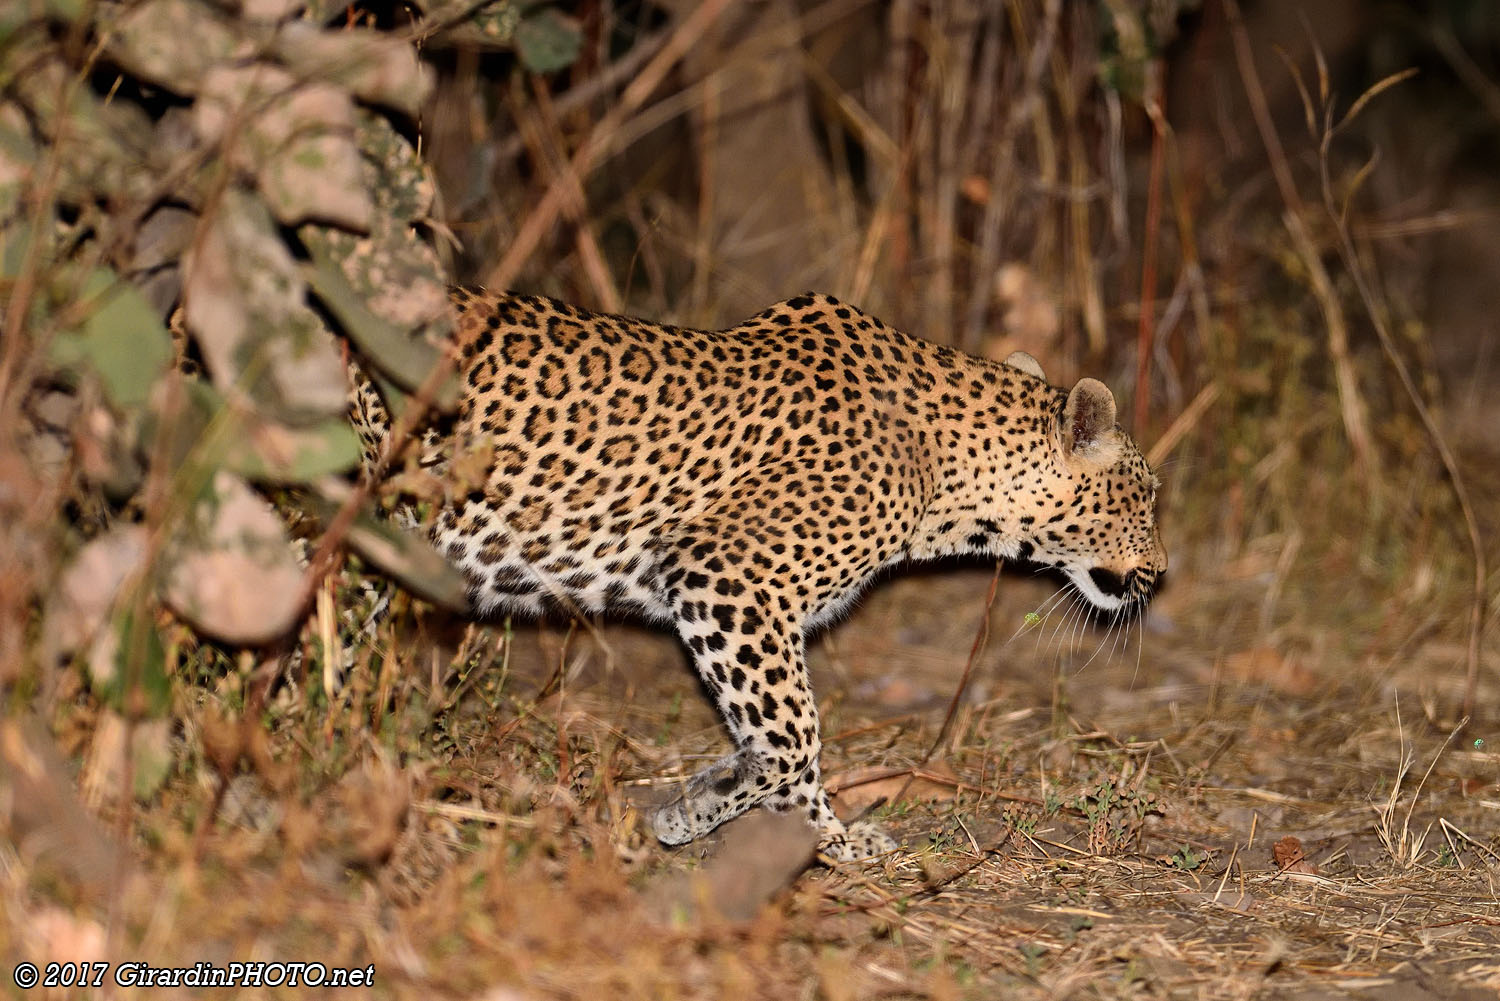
1066;564;1158;613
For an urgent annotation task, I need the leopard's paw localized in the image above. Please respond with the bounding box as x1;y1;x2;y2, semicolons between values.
819;820;897;863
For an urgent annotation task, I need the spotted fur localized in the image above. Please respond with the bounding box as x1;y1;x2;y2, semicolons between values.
350;289;1166;860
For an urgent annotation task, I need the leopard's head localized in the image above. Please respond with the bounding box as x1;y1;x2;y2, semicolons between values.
1008;353;1166;613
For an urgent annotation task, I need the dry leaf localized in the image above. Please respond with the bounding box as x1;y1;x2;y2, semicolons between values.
828;760;959;813
28;908;107;965
42;525;148;671
0;716;134;901
333;757;411;867
960;174;990;205
274;23;435;117
1457;777;1490;797
983;263;1060;368
1272;835;1318;875
862;674;937;708
1174;889;1259;912
198;705;246;779
195;64;372;231
182;190;347;420
161;471;305;645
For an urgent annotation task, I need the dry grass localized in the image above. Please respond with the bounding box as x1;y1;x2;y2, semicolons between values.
5;1;1500;999
10;556;1498;999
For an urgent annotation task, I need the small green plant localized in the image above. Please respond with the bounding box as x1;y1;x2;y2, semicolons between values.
924;827;962;854
1004;807;1039;837
1074;774;1163;856
1171;845;1204;871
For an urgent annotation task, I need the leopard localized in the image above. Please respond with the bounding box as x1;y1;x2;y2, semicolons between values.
348;288;1166;861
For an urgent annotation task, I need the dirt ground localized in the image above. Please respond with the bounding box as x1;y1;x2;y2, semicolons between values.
8;490;1497;1000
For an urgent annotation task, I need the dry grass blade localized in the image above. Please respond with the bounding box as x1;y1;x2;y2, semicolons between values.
489;27;673;164
848;142;914;305
1133;93;1166;434
1433;22;1500;128
1313;76;1490;725
1439;818;1500;868
1337;149;1381;229
515;78;622;311
961;0;1061;346
1373;710;1466;869
0;63;83;429
1272;44;1318;139
891;562;1002;811
1281;207;1377;477
484;0;737;291
1331;67;1420;138
1223;0;1378;481
1145;382;1219;469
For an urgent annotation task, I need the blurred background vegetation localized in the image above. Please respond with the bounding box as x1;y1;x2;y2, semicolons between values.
2;0;1498;994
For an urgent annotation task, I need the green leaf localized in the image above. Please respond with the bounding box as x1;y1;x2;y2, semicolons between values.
130;720;174;800
353;109;435;224
222;415;363;483
181;190;347;422
139;377;219;474
194;64;373;230
108;607;171;718
143;378;360;484
0;102;38;219
273;24;434;118
106;0;243;95
47;0;85;20
160;471;307;645
48;269;173;410
302;247;459;411
0;0;82;40
515;7;582;73
307;481;471;613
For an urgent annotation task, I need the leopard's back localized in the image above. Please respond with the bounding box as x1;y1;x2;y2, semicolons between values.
428;291;938;621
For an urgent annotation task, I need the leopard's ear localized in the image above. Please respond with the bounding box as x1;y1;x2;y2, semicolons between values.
1003;351;1046;381
1062;378;1118;461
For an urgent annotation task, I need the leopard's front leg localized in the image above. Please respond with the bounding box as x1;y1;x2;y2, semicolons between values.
648;514;895;861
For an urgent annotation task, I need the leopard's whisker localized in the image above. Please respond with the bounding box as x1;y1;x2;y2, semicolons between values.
1047;590;1084;654
1130;613;1146;687
1029;586;1072;653
1011;584;1069;649
1060;592;1091;660
1028;584;1073;627
1107;607;1129;662
1074;605;1117;674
